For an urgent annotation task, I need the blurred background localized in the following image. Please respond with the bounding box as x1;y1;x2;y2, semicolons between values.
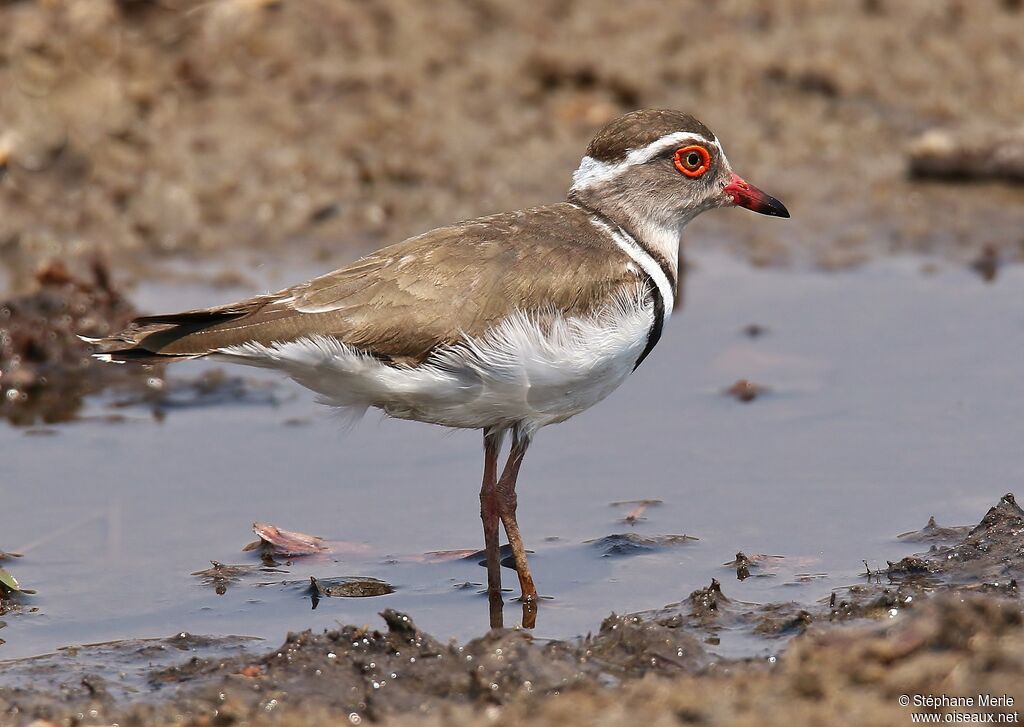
2;0;1022;290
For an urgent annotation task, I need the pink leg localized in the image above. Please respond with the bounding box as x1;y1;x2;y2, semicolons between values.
479;427;504;628
495;432;539;606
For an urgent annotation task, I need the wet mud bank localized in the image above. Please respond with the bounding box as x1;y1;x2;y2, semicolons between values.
0;260;141;426
3;1;1024;276
2;494;1021;726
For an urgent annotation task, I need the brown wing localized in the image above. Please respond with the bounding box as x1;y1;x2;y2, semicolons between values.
92;203;638;365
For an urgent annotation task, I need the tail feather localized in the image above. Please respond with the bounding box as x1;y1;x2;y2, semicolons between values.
81;293;286;364
83;319;229;363
92;348;202;364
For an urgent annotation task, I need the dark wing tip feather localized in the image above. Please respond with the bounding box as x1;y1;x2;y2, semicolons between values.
131;309;250;326
93;348;199;364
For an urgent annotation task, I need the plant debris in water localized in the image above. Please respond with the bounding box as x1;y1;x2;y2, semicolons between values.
609;498;663;525
247;522;330;556
0;568;22;596
191;560;288;595
0;565;36;619
585;533;699;557
724;379;769;403
724;551;785;581
308;576;395;608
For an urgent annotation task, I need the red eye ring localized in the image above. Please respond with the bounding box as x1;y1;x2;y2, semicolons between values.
673;145;711;177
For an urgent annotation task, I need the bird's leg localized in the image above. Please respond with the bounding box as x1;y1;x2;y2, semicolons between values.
495;431;538;604
480;427;505;628
521;599;538;630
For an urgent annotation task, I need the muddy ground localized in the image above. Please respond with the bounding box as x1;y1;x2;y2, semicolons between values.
1;494;1021;726
2;1;1024;725
2;0;1024;289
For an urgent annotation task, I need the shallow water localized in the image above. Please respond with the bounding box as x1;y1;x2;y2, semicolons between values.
3;252;1023;664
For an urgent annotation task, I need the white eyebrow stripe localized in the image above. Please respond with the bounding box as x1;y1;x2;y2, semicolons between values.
571;132;724;191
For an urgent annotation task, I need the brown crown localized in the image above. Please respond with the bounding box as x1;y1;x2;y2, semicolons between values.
585;110;716;164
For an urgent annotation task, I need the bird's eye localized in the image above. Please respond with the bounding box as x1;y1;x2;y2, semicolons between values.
673;145;711;178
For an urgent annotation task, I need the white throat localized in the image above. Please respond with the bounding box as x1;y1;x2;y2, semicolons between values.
635;217;680;276
585;213;676;318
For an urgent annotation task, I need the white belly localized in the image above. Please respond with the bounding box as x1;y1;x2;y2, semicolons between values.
217;286;655;436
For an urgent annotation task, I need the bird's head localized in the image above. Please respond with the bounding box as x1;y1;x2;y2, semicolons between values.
568;110;789;234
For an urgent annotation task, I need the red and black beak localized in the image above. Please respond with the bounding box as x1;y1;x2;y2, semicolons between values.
724;173;790;218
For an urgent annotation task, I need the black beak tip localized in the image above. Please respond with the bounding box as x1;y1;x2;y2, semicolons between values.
763;196;790;218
